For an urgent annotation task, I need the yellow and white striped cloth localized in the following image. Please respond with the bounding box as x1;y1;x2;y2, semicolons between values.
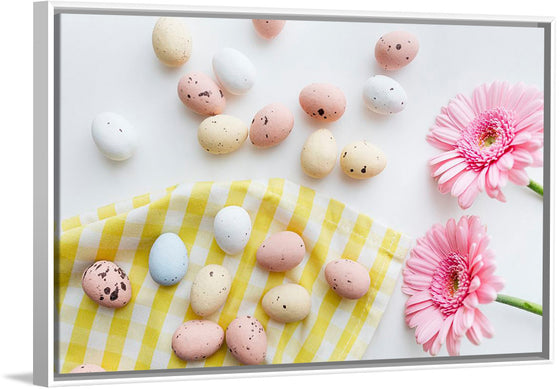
57;178;412;373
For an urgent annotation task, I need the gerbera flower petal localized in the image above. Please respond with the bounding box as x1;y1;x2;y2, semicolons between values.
427;82;543;208
402;216;502;356
508;168;530;186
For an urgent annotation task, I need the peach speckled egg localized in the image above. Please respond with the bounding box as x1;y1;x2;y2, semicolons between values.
226;316;267;365
177;72;226;116
324;259;371;299
252;19;286;40
256;231;305;272
70;364;106;373
299;83;346;122
375;31;419;71
172;320;224;361
249;103;294;148
82;260;132;308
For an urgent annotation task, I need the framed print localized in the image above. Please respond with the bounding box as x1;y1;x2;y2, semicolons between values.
33;1;553;386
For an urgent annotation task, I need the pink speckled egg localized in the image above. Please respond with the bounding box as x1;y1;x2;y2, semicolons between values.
226;316;267;365
177;72;226;116
70;364;106;373
81;260;132;308
375;31;419;71
324;259;371;299
252;19;286;40
172;320;224;361
249;103;294;148
256;231;305;272
299;83;346;122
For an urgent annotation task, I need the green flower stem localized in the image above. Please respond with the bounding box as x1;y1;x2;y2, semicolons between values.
527;180;543;196
495;294;542;316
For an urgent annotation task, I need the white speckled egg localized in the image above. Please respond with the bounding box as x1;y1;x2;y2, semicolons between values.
300;129;338;179
82;260;132;308
70;364;106;373
363;75;407;115
226;316;267;365
172;320;224;361
148;233;188;286
324;259;371;299
340;140;387;179
212;48;256;95
190;264;232;317
198;115;248;155
262;284;311;323
91;112;137;161
213;206;252;255
152;17;192;67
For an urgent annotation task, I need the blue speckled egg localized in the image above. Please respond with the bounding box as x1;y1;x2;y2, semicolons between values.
149;233;189;286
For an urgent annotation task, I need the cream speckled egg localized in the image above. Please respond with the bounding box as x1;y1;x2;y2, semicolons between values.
172;320;224;361
70;364;106;373
262;284;311;323
252;19;286;40
152;17;192;67
249;103;294;148
198;115;248;155
81;260;132;308
213;206;252;255
178;72;226;116
324;259;371;299
300;129;338;178
299;83;346;122
256;231;305;272
91;112;137;161
226;316;267;365
190;264;232;317
363;75;407;115
340;141;387;180
375;31;419;71
212;48;256;95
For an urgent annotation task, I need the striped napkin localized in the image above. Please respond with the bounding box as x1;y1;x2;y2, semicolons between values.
56;178;412;373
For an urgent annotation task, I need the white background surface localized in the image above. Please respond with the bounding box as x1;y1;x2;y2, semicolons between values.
58;11;544;360
1;0;558;388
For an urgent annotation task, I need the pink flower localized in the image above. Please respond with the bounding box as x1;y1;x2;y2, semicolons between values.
427;81;544;209
402;216;504;356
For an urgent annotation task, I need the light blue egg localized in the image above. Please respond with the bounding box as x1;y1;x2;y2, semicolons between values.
149;233;189;286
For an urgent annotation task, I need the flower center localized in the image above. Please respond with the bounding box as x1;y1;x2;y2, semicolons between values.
430;252;471;317
456;108;515;171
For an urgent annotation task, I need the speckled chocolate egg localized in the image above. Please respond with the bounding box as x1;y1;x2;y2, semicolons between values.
375;31;419;71
172;320;224;361
148;232;188;286
249;103;294;148
226;316;267;365
252;19;286;40
82;260;132;308
256;231;305;272
70;364;106;373
299;83;346;122
190;264;232;317
324;259;370;299
198;114;248;155
213;206;252;255
152;17;192;67
91;112;137;161
177;72;226;116
363;75;407;115
262;284;311;323
300;129;338;179
213;48;256;95
340;141;387;180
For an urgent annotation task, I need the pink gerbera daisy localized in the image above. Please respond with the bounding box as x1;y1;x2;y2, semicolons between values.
402;216;504;356
427;81;544;209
